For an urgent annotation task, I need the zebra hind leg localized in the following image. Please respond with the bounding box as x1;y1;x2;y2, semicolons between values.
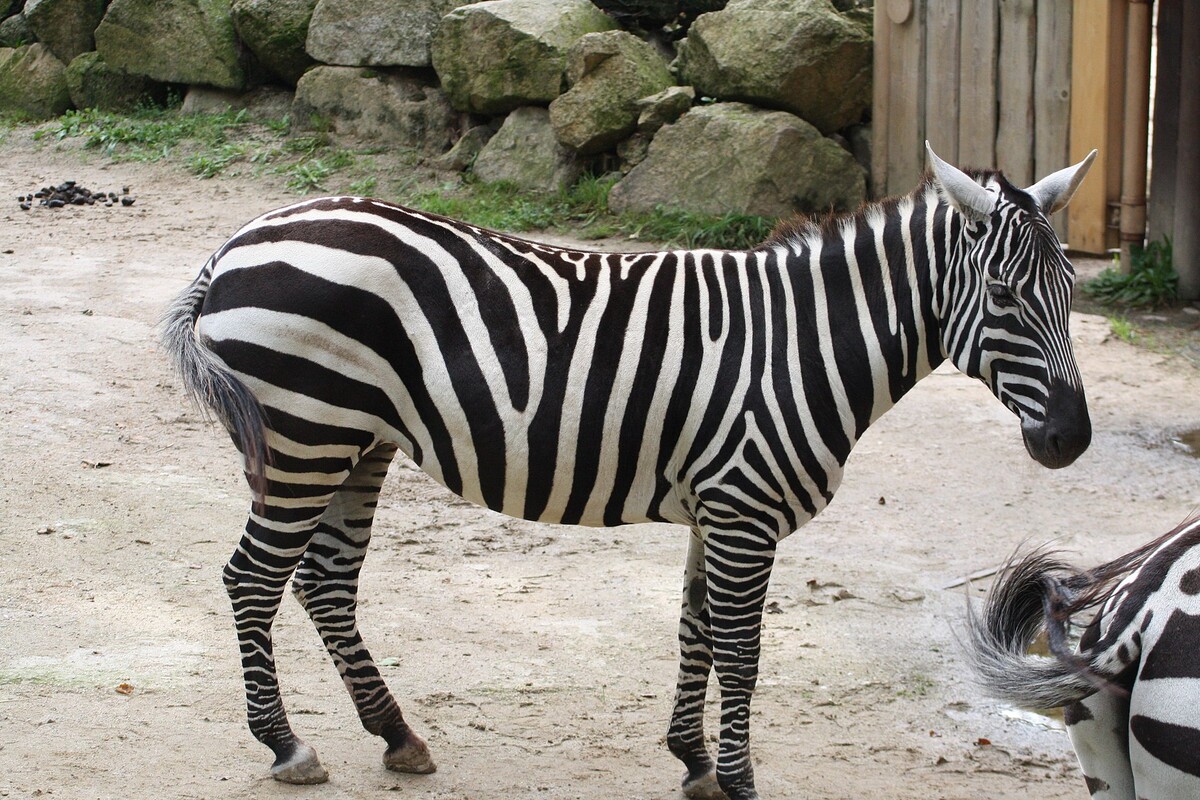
223;518;325;783
290;443;436;776
667;531;724;799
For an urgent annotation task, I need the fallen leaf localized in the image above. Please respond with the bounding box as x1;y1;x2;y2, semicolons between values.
115;683;134;695
976;737;992;747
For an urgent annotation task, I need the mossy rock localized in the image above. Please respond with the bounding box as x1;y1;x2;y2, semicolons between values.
24;0;106;63
231;0;318;85
0;43;71;118
95;0;246;89
430;0;616;115
65;50;164;111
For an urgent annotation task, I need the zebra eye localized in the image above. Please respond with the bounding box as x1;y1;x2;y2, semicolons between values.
987;283;1018;308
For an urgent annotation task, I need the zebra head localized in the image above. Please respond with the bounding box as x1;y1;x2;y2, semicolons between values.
927;143;1097;469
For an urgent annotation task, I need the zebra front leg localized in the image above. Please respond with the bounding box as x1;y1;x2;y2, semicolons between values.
667;530;723;799
224;521;326;783
291;444;436;776
705;530;776;800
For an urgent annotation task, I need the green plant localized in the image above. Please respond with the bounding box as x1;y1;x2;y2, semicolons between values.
1108;315;1136;343
1083;237;1178;307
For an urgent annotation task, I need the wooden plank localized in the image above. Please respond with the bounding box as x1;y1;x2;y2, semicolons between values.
871;2;892;199
1172;0;1200;300
924;0;961;165
997;0;1036;186
1067;0;1119;253
1034;0;1073;241
957;0;998;169
1147;0;1181;244
885;0;925;196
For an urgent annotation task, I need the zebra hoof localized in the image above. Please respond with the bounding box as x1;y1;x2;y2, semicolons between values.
682;769;728;800
271;741;328;784
384;732;437;774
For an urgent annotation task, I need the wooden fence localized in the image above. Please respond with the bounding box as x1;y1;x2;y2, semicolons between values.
873;0;1076;242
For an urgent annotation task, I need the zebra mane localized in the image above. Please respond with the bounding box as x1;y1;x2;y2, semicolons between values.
759;167;1011;251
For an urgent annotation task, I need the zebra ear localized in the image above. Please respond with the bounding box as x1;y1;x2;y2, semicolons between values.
925;141;996;221
1024;150;1098;215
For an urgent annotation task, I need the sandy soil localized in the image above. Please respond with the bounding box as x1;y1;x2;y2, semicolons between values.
1;131;1198;800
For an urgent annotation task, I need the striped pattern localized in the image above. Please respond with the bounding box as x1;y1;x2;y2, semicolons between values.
163;153;1093;800
966;515;1200;799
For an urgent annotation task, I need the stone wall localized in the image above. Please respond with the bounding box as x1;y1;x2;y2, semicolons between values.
0;0;873;219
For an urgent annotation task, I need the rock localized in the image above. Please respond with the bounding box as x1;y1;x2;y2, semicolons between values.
635;84;693;133
306;0;469;68
24;0;106;63
430;124;496;172
64;51;163;112
616;131;650;168
0;13;33;48
547;30;671;155
95;0;246;90
675;0;872;134
0;43;71;118
473;106;582;192
292;65;455;154
431;0;616;115
181;85;293;121
607;102;865;218
231;0;318;85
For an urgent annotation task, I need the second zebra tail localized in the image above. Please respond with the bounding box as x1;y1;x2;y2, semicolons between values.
964;548;1113;710
159;257;270;503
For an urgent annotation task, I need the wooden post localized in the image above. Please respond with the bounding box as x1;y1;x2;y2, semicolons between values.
1118;0;1151;271
1067;0;1124;254
1173;1;1200;300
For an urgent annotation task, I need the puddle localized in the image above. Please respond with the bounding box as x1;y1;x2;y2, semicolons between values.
1170;428;1200;458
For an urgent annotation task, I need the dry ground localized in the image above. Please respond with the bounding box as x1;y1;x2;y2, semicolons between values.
1;131;1198;800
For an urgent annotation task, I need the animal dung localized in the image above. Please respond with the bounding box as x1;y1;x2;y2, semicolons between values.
17;181;135;211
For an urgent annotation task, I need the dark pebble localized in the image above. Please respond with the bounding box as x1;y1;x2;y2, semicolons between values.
47;199;65;208
120;196;135;206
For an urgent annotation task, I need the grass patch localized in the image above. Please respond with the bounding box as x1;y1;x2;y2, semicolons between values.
1083;237;1179;308
397;173;774;250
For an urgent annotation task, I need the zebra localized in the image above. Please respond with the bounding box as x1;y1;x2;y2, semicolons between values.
161;143;1096;800
965;514;1200;799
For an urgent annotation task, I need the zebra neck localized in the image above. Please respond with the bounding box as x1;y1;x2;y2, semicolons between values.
773;188;952;444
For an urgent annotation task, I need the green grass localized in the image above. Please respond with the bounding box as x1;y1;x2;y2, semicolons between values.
397;173;774;250
32;106;776;249
1083;237;1179;308
1108;315;1137;343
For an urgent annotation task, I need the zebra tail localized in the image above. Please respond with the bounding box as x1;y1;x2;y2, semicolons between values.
964;548;1114;710
160;259;270;504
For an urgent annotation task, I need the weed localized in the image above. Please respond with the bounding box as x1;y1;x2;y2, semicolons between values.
347;176;378;196
1083;237;1178;308
1108;315;1136;343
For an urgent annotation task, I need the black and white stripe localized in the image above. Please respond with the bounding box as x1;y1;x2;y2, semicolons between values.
965;514;1200;799
162;146;1096;799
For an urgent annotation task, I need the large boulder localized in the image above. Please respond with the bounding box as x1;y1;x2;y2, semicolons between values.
607;102;865;218
0;43;71;118
547;30;671;154
675;0;872;134
24;0;106;64
306;0;469;68
635;84;693;133
292;66;455;154
0;13;34;48
65;51;163;111
473;106;582;192
430;0;616;115
231;0;318;85
95;0;246;90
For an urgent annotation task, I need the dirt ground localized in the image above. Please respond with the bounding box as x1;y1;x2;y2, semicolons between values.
1;131;1198;800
